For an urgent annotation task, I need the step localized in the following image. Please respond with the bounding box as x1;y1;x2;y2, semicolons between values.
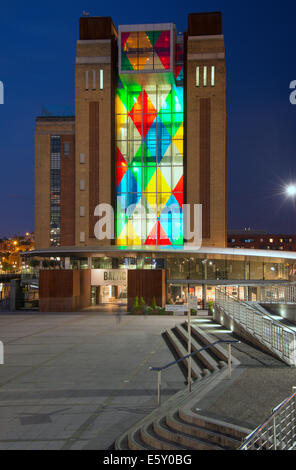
141;422;192;450
184;321;231;365
179;409;249;442
165;329;201;380
127;429;155;450
175;324;219;373
154;416;226;450
115;370;221;450
166;411;241;449
171;327;211;377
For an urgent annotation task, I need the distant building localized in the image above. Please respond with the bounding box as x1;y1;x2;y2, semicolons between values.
228;231;296;251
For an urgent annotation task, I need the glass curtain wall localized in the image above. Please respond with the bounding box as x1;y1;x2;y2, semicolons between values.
50;136;61;246
116;29;184;246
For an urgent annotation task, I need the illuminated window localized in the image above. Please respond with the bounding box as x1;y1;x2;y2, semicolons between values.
196;66;200;87
80;179;86;191
80;206;85;217
115;68;184;246
85;71;89;90
203;66;207;87
50;136;61;247
100;69;103;90
269;238;274;243
121;30;171;72
211;66;215;86
80;232;85;243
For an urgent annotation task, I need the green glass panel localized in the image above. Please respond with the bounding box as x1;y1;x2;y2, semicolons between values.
130;144;142;166
116;217;127;238
146;31;161;47
121;51;133;71
159;90;172;114
129;166;142;187
117;83;128;109
128;85;142;113
143;166;156;190
142;141;156;166
159;113;171;135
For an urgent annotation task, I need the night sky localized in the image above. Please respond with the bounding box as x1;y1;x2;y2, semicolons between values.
0;0;296;238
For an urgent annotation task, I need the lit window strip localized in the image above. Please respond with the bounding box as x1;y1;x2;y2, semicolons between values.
211;66;215;87
100;69;103;90
203;66;207;87
196;66;200;87
85;71;89;90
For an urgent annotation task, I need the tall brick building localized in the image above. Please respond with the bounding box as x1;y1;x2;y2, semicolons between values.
35;12;295;311
35;12;227;251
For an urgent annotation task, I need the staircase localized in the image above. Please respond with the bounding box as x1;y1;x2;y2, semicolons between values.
115;321;248;450
164;322;236;381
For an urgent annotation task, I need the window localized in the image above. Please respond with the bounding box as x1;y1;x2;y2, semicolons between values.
121;30;171;72
80;206;85;217
211;66;215;86
63;142;70;156
80;232;85;243
50;136;61;247
203;66;207;87
80;153;86;164
80;179;86;191
100;69;103;90
85;71;89;90
196;66;200;87
269;238;274;243
92;70;96;90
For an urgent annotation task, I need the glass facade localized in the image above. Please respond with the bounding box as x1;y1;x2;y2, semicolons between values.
121;30;171;72
50;136;61;246
116;28;184;246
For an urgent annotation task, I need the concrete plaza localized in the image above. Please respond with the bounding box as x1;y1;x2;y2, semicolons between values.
0;312;185;450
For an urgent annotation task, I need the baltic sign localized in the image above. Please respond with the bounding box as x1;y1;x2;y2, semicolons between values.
91;269;127;286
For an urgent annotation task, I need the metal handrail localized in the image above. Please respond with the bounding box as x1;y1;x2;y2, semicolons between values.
149;339;240;406
215;288;296;365
239;388;296;450
228;293;296;335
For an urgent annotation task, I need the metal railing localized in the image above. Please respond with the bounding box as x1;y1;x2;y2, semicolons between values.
239;388;296;450
259;285;296;304
149;339;239;406
215;288;296;366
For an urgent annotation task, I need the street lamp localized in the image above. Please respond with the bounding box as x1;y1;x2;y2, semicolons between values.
286;185;296;197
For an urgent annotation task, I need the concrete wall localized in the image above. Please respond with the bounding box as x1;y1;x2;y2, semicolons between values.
261;303;296;325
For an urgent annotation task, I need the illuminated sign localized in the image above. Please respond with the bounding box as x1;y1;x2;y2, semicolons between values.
91;269;127;286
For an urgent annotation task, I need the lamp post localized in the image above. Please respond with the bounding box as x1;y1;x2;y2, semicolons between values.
286;185;296;197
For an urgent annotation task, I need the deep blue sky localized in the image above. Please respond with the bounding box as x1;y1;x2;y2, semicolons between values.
0;0;296;237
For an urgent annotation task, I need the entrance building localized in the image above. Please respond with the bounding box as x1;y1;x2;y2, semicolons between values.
25;246;296;312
